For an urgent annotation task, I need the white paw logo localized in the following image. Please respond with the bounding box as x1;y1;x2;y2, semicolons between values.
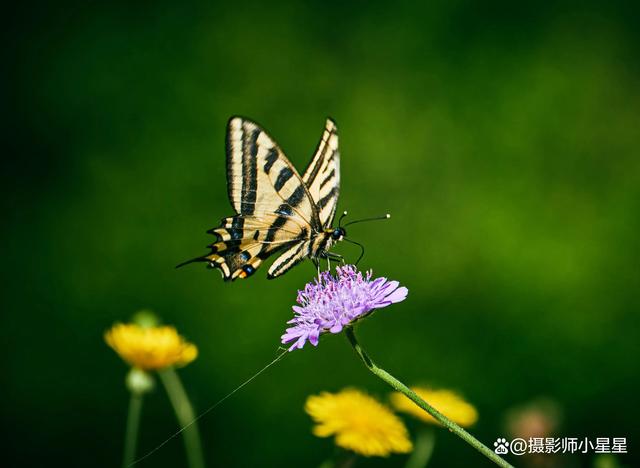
494;438;509;454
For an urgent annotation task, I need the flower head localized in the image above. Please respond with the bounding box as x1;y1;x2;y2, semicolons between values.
306;388;413;457
105;323;198;371
281;265;408;351
391;387;478;427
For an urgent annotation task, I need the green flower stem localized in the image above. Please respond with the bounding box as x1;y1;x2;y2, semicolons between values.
345;327;512;468
158;368;206;468
318;451;356;468
405;428;435;468
122;392;143;468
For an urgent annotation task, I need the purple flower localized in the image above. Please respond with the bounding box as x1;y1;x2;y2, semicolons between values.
281;265;408;351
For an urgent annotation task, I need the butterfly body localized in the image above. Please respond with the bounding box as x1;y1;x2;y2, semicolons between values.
186;116;343;281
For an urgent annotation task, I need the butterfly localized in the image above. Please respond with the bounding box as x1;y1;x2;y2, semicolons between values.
180;116;347;281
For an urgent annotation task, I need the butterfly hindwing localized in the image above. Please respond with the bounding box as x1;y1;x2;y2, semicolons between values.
205;213;308;280
267;239;314;279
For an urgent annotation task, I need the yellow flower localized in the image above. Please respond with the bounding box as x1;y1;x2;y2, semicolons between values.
391;387;478;427
305;388;413;457
105;323;198;371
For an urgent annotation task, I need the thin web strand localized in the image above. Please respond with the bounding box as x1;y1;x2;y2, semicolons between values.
129;348;288;467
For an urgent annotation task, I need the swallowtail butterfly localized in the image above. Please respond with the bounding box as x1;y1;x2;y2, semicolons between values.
181;116;345;280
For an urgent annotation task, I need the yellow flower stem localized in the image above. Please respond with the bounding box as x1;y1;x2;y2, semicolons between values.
122;392;144;468
336;453;356;468
404;428;435;468
158;368;205;468
318;451;356;468
345;327;512;468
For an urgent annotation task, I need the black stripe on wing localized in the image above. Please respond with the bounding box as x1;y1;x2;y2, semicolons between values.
240;127;259;214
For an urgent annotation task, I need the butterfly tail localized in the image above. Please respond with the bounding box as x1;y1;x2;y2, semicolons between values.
175;256;209;269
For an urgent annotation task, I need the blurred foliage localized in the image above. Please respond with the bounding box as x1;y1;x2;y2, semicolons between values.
2;0;639;467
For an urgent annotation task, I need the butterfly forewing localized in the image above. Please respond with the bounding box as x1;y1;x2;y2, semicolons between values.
227;118;320;225
302;118;340;228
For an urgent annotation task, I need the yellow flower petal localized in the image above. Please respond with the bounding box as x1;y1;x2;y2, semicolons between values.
105;323;198;371
390;387;478;427
305;388;412;457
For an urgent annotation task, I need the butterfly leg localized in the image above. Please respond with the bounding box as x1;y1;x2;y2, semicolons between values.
312;258;321;277
324;252;345;264
320;251;345;272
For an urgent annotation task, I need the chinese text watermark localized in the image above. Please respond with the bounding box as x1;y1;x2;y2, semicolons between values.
493;437;628;456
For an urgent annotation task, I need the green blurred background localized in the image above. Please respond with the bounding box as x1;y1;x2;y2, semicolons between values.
3;1;639;466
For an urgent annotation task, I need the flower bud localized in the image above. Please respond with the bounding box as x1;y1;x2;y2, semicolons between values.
126;367;155;395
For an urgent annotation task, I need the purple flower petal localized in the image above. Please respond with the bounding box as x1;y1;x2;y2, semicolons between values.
378;280;400;294
386;286;409;304
309;330;320;346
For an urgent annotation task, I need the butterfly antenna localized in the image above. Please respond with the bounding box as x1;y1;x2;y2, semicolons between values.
343;213;391;228
343;238;366;265
338;210;348;228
